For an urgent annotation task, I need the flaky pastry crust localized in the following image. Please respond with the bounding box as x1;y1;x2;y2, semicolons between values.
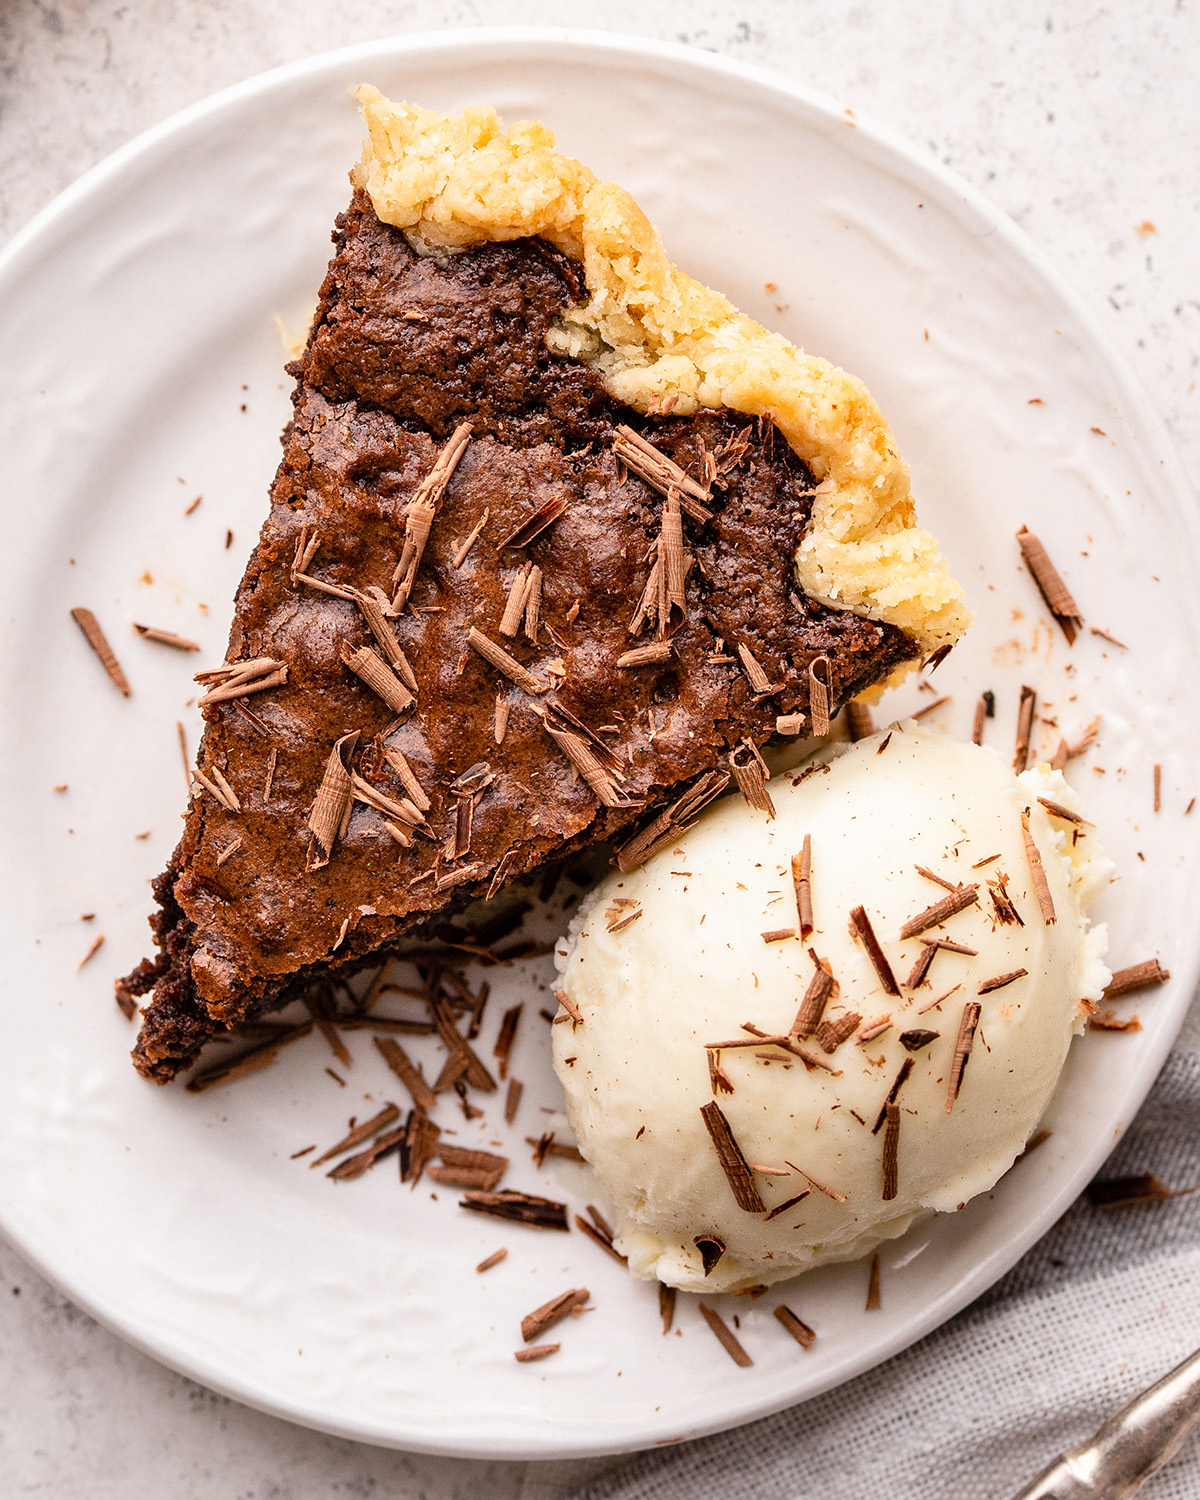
353;89;970;651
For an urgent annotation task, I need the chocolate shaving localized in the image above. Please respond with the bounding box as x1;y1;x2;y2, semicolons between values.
133;623;200;652
185;1022;314;1091
327;1125;405;1179
793;836;814;939
881;1103;900;1201
311;1103;401;1168
792;949;835;1036
294;570;356;602
661;489;688;618
865;1253;882;1311
430;993;496;1092
493;1003;523;1081
340;641;414;714
1154;762;1163;814
353;589;419;690
1088;1174;1198;1209
612;424;713;523
460;1190;569;1231
607;904;644;934
351;770;423;826
1089;1011;1142;1032
761;927;795;944
554;989;584;1026
784;1163;847;1203
77;933;105;970
857;1015;892;1045
945;1001;982;1112
628;552;664;637
500;562;536;637
1014;684;1037;773
1017;1129;1052;1161
774;1305;816;1349
71;607;131;695
190;765;241;814
659;1283;677;1334
906;943;938;990
1067;716;1101;760
844;698;874;741
807;656;832;736
911;694;952;720
431;1145;508;1192
617;639;674;668
468;626;549;695
1016;525;1083;643
708;1049;735;1095
501;494;569;550
916;864;959;893
523;566;543;642
401;1109;441;1185
988;873;1024;927
694;1235;726;1275
215;836;243;867
850;906;901;994
195;656;288;706
392;421;471;609
917;983;962;1016
698;1303;752;1367
493;694;511;744
737;642;776;694
899;884;979;940
574;1214;628;1265
1020;808;1057;924
514;1343;560;1363
972;695;987;746
872;1058;915;1134
762;1191;810;1222
730;739;775;818
1103;959;1170;998
521;1287;590;1343
775;712;806;735
373;1036;436;1113
504;1077;524;1125
615;769;729;871
476;1247;507;1273
1090;625;1127;648
452;509;490;568
1038;796;1088;826
813;1011;861;1055
899;1029;939;1052
541;701;634;807
700;1101;767;1212
978;967;1027;994
381;746;432;812
291;526;321;582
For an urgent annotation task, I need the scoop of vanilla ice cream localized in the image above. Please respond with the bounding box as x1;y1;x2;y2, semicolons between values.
552;724;1112;1293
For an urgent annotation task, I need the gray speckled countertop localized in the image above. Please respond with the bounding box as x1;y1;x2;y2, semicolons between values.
2;3;1196;1496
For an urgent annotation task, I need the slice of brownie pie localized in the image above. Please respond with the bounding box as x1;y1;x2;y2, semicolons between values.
121;92;970;1081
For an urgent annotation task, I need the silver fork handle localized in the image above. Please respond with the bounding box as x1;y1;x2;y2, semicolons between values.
1009;1345;1200;1499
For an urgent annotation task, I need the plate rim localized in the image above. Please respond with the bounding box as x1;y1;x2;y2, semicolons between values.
2;24;1198;1461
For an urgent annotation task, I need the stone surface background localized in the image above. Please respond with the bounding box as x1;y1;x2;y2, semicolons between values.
2;3;1196;1496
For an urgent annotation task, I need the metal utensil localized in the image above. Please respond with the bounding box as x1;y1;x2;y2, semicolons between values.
1008;1344;1200;1499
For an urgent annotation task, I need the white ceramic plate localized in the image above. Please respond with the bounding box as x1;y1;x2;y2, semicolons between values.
1;29;1197;1461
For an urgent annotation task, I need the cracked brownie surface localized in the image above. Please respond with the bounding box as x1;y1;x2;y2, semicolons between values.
125;189;916;1082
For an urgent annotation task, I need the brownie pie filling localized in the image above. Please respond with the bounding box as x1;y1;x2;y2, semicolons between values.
122;191;916;1081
